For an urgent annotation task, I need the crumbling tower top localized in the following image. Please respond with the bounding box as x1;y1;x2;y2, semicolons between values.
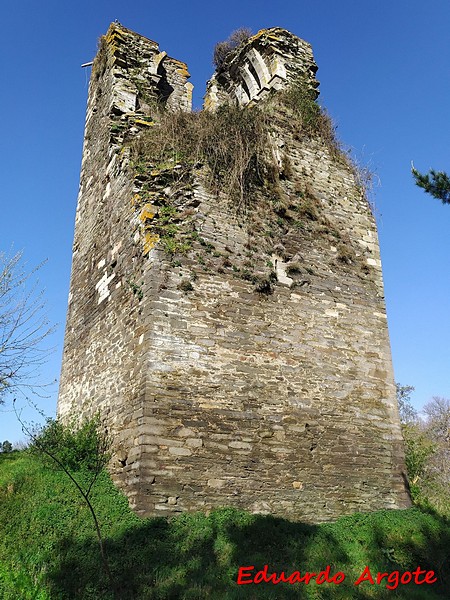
204;27;319;110
97;22;193;114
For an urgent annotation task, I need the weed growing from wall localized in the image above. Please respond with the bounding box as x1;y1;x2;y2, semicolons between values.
132;103;272;210
212;28;253;70
279;76;341;158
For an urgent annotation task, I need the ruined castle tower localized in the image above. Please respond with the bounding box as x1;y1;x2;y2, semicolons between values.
58;23;411;521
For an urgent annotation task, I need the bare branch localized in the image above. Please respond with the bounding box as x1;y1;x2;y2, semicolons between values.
0;251;55;404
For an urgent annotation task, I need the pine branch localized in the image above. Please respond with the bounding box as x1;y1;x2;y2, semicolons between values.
412;165;450;204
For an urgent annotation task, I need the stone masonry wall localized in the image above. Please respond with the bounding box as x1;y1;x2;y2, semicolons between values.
58;23;411;522
58;23;192;491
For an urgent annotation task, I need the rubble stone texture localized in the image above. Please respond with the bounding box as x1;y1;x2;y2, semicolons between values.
58;22;411;522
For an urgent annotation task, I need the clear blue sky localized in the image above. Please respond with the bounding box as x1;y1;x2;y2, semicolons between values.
1;0;449;443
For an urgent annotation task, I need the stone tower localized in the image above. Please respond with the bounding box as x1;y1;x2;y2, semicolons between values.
58;22;411;522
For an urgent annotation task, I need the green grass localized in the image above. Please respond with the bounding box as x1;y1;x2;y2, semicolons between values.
0;451;449;599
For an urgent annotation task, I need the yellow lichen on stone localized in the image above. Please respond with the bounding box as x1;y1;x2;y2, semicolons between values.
143;232;160;254
140;204;157;221
249;29;270;42
176;65;190;78
134;119;154;127
106;28;127;44
203;95;214;111
169;58;190;78
106;42;119;56
248;29;281;44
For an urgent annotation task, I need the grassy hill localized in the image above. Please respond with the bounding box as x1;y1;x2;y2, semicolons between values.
0;450;449;599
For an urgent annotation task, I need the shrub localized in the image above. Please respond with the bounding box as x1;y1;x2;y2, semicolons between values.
178;279;194;292
254;271;277;294
212;28;253;70
32;415;111;474
1;441;12;453
403;424;436;487
286;262;302;275
280;76;341;156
